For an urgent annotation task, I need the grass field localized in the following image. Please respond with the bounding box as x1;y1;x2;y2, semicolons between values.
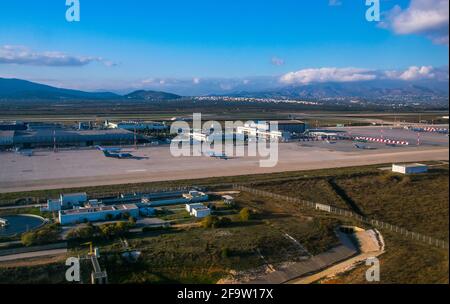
0;163;447;284
333;167;449;240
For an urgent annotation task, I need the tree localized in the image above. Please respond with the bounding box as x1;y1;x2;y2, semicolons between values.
239;208;251;222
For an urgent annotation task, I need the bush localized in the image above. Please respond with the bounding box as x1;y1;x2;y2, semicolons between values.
239;208;251;222
98;222;131;239
201;216;232;229
21;224;61;246
66;223;97;240
221;247;230;259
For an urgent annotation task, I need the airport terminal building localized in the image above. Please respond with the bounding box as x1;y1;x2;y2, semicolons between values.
0;129;139;149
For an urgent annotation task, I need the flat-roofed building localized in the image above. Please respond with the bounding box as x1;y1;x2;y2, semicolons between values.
191;206;211;218
60;193;88;209
59;204;139;225
105;121;167;131
185;203;206;213
0;129;139;148
392;163;428;175
277;120;307;134
41;192;88;212
186;203;211;218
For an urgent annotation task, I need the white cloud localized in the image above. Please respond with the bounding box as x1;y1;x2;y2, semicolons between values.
271;56;285;66
381;0;449;45
385;66;435;81
280;67;377;84
193;77;201;84
281;66;448;85
0;45;115;67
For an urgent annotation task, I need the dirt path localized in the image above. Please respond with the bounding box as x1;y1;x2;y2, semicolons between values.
287;229;385;284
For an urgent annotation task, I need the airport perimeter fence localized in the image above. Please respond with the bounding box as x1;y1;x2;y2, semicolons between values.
233;185;449;250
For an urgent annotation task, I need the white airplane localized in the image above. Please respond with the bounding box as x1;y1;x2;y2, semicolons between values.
205;151;230;160
354;143;376;150
102;150;134;159
96;146;122;152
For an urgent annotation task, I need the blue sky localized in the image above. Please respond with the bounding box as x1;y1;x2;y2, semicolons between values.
0;0;448;94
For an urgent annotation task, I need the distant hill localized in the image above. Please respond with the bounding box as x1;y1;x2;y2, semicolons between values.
0;78;182;101
124;90;182;100
225;80;449;101
0;78;120;100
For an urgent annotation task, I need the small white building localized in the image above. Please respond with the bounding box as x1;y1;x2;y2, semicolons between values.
192;207;211;218
392;163;428;175
222;195;235;205
185;203;211;218
185;203;205;213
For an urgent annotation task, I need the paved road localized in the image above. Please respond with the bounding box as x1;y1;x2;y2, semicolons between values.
0;248;68;262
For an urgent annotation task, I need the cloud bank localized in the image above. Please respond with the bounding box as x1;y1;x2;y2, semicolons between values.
280;67;377;84
280;66;448;85
381;0;449;45
0;45;115;67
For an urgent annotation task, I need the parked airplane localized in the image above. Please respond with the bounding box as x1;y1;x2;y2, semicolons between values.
354;143;376;150
102;150;134;159
205;151;230;160
96;146;122;153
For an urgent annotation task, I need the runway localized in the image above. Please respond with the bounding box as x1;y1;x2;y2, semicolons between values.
0;129;448;193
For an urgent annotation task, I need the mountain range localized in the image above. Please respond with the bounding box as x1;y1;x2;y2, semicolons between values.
0;77;448;103
0;78;182;101
224;80;449;100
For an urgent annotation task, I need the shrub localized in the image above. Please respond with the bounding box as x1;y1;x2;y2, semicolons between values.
98;222;131;239
221;247;230;259
239;208;251;222
21;224;61;246
201;216;232;228
66;224;97;240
